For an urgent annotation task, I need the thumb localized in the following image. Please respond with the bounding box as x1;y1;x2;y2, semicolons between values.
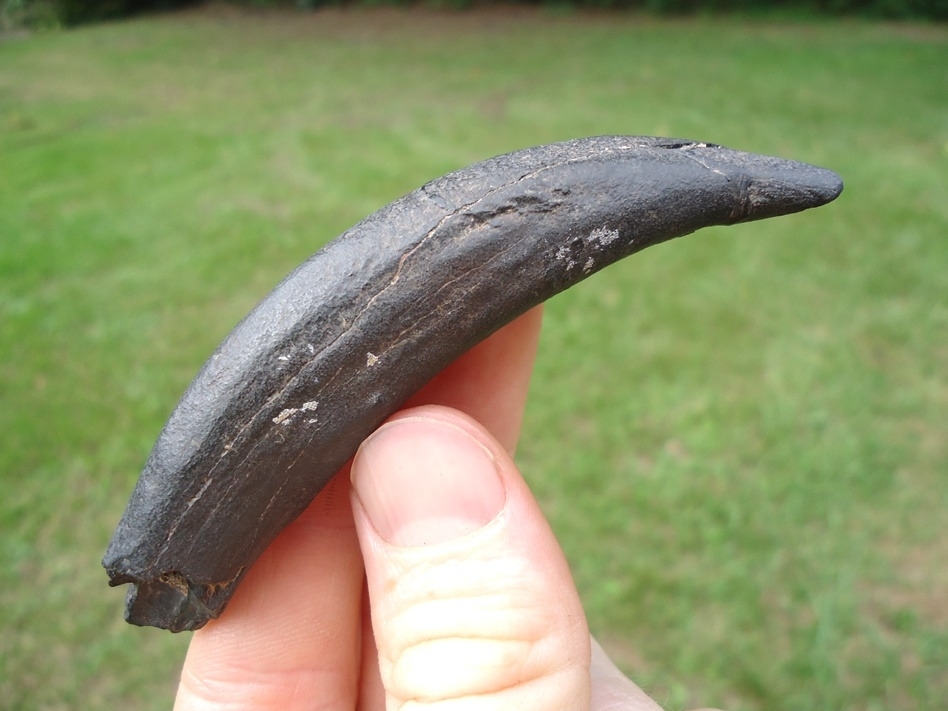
350;405;591;711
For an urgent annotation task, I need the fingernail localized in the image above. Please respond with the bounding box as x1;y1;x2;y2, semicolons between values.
351;416;506;547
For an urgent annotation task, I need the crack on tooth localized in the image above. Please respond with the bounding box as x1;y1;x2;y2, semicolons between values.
678;150;729;178
240;157;580;432
239;144;641;447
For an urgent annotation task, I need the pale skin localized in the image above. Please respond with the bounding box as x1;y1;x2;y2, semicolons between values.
174;306;721;711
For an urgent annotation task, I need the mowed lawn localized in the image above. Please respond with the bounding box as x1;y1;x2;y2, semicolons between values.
1;7;945;709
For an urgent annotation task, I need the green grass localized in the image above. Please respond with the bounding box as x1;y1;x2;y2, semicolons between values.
1;6;946;709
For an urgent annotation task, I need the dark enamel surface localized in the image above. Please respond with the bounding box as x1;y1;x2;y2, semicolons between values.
103;136;842;631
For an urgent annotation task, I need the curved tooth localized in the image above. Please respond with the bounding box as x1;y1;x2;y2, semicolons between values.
103;136;842;631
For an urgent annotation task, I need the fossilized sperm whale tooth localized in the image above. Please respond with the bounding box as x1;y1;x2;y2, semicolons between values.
103;136;842;632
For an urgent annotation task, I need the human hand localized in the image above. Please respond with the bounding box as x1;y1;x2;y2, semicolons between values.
172;307;675;710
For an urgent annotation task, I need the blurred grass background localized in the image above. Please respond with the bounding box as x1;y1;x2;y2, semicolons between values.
1;6;946;709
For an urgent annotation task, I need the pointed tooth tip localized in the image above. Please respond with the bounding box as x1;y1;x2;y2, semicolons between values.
795;163;844;205
675;141;842;221
742;162;843;222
